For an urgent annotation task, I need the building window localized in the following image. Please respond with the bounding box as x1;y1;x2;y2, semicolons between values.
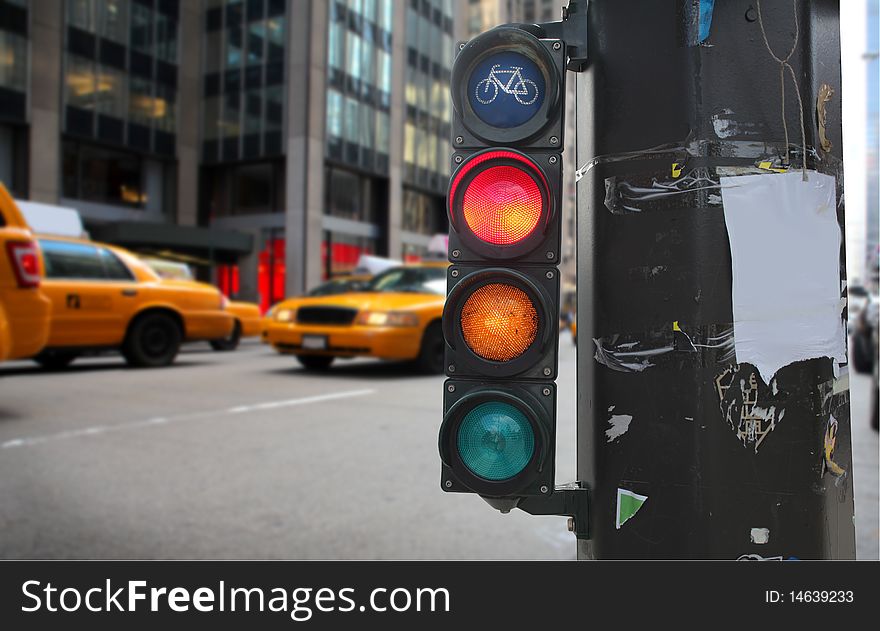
62;139;171;212
65;55;97;111
325;166;381;224
402;188;445;235
95;64;127;119
0;30;28;95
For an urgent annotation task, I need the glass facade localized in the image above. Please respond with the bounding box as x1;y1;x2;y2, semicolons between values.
325;0;393;175
323;1;395;276
403;0;453;193
63;0;179;156
202;0;286;163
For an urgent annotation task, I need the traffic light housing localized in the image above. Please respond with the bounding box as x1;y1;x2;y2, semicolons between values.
440;24;566;503
440;380;555;498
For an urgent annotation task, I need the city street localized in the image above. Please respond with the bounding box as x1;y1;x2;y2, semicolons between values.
0;340;578;560
0;340;876;559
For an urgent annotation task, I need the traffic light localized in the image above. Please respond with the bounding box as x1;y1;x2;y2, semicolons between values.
439;24;566;504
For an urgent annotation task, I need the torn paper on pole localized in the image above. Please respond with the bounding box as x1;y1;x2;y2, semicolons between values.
720;171;846;384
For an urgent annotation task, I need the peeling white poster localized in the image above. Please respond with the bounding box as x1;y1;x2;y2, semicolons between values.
720;171;846;383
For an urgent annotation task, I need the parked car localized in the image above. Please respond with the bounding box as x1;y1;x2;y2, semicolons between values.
264;263;448;372
851;295;878;374
33;236;234;369
0;183;52;363
868;300;878;431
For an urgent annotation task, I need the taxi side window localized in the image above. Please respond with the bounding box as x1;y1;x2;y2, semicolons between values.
99;249;135;280
40;240;133;281
41;240;105;279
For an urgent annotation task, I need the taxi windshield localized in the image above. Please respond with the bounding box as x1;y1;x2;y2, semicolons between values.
367;267;447;295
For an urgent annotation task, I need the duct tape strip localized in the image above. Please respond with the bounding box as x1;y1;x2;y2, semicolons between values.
574;136;839;184
600;159;843;215
593;322;735;373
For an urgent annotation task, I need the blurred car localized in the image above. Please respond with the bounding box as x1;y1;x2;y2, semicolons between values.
32;236;233;369
307;274;373;297
0;183;52;363
872;316;878;432
264;263;448;372
210;300;262;351
847;284;871;334
852;295;878;374
140;257;261;352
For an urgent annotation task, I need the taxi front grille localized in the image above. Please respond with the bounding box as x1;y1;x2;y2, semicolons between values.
296;306;358;326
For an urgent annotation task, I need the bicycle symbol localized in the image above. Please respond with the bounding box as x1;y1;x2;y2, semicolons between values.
475;64;539;106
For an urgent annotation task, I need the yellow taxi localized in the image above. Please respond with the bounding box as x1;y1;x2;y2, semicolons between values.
141;257;261;351
33;237;234;369
264;263;448;372
0;183;51;363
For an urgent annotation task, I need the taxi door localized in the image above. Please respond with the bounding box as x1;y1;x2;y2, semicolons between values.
38;240;140;347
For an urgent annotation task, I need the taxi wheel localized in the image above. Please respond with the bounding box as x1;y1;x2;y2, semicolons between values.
123;312;182;368
210;321;242;351
33;350;78;371
416;321;444;374
296;355;335;371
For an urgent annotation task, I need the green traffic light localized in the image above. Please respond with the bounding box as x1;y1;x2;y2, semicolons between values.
456;401;535;481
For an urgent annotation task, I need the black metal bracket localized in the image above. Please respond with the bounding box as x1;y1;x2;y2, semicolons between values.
510;0;590;72
481;482;591;539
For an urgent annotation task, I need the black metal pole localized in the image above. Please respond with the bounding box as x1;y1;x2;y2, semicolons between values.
576;0;855;559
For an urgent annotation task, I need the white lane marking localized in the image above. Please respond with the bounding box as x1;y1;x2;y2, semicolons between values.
0;389;376;450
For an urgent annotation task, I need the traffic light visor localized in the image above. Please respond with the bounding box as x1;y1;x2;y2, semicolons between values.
457;401;535;481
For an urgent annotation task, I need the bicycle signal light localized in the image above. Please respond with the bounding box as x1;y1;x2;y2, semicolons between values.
451;26;564;149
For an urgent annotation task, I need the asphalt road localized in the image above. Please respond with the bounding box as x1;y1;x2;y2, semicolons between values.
0;339;875;559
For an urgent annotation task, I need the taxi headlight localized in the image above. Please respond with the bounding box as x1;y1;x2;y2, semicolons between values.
356;311;419;327
275;308;296;322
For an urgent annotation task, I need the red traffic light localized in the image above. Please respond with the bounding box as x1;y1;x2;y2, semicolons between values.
448;149;552;258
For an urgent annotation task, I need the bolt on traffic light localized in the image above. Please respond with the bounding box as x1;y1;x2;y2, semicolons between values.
440;24;566;503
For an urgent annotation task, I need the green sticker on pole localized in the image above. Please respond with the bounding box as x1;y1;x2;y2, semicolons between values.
616;488;648;530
